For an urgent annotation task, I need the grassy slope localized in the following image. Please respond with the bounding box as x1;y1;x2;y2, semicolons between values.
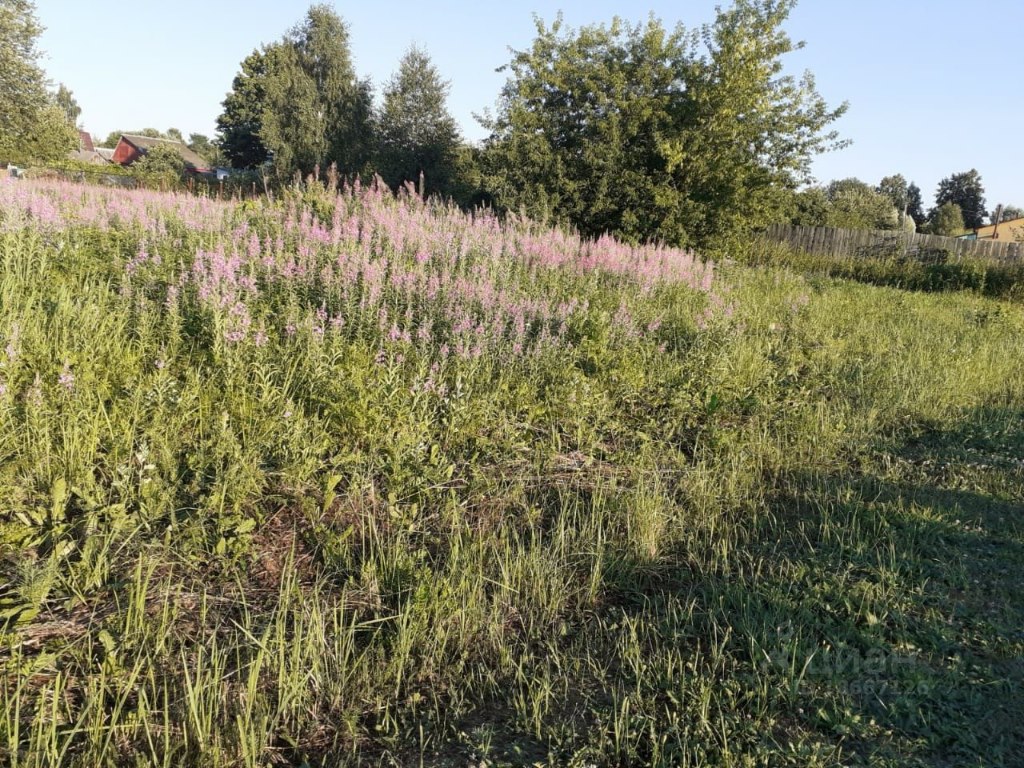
1;183;1022;767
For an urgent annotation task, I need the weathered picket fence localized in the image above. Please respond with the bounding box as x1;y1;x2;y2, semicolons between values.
764;223;1024;265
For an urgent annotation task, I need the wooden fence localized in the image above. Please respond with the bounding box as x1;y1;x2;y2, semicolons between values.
763;223;1024;265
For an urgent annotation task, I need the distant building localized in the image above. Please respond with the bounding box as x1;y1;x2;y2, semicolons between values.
111;134;211;173
68;130;111;165
960;217;1024;242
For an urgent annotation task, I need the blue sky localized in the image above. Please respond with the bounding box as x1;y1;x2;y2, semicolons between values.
34;0;1023;211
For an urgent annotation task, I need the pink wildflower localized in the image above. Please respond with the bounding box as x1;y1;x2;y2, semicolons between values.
58;363;75;392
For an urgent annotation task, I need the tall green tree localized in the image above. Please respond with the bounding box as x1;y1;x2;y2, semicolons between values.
877;174;908;213
906;182;925;229
933;169;986;229
667;0;848;246
376;46;461;196
263;5;374;178
187;133;222;167
789;179;898;230
0;0;48;151
260;42;325;178
824;178;898;230
482;1;846;248
219;6;373;178
482;15;674;242
929;201;965;236
0;0;77;163
54;83;80;127
876;174;928;230
288;4;373;174
217;47;275;168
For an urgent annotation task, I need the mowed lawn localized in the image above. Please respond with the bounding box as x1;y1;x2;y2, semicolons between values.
1;178;1022;767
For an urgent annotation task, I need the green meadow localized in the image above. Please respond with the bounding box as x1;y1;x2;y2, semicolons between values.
1;179;1022;767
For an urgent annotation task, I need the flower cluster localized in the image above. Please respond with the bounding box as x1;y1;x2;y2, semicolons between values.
3;176;730;365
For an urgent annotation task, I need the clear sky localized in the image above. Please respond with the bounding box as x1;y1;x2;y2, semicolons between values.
34;0;1023;211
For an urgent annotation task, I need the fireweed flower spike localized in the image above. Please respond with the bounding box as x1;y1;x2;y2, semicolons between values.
58;363;75;392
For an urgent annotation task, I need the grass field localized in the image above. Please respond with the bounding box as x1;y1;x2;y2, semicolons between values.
1;178;1022;767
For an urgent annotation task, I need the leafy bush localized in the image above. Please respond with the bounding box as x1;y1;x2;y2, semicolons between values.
130;143;187;187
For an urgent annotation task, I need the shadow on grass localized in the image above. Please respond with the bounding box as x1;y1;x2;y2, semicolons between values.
577;405;1024;766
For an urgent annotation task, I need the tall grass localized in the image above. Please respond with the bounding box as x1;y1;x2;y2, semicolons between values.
1;177;1022;766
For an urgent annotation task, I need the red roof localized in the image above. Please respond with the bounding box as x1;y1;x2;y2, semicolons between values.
112;134;211;172
78;130;94;152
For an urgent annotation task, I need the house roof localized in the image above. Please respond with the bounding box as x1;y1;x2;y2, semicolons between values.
119;134;210;170
78;130;94;152
69;149;111;165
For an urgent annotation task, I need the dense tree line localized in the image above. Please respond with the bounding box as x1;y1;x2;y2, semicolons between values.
217;5;464;201
215;1;847;249
789;178;905;231
0;0;854;249
788;169;1021;236
918;169;1022;233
